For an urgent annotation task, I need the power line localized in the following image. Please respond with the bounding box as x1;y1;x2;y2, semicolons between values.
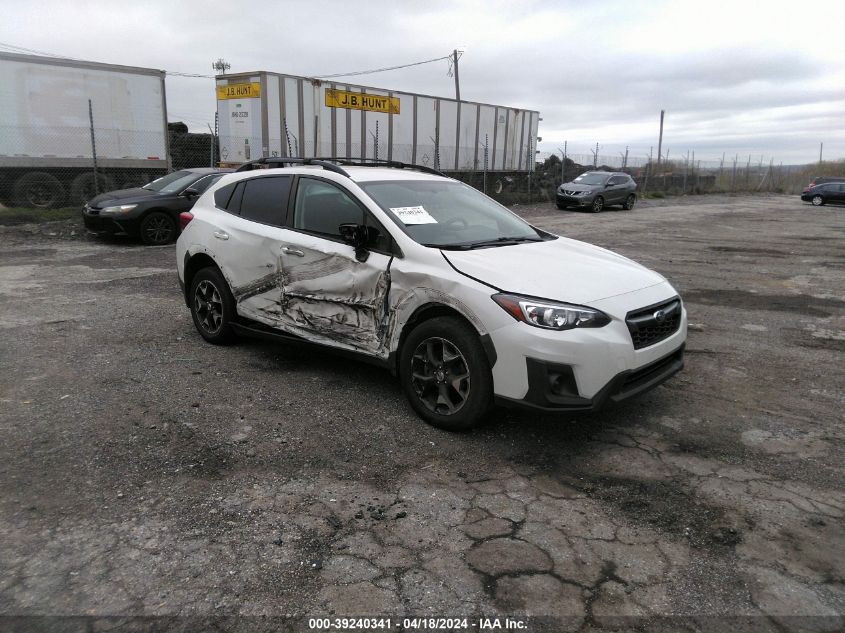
0;39;212;78
0;39;455;82
0;40;85;61
311;54;452;79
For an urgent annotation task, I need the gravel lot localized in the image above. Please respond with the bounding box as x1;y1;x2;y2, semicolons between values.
1;195;843;631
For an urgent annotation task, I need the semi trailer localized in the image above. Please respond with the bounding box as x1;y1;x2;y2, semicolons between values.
0;52;169;208
215;71;540;174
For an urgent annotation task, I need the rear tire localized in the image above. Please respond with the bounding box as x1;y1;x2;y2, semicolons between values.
623;194;637;210
399;317;492;431
591;196;604;213
140;211;177;245
189;267;237;344
811;195;824;206
12;172;66;208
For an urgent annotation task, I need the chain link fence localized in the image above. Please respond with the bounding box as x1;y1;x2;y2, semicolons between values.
0;125;217;209
454;153;840;206
3;121;835;210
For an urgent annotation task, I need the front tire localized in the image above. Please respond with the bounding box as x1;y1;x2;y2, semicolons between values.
591;196;604;213
399;317;492;431
623;194;637;210
812;195;824;206
140;211;177;245
189;267;237;344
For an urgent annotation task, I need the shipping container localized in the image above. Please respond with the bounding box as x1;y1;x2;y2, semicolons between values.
215;71;540;173
0;52;169;207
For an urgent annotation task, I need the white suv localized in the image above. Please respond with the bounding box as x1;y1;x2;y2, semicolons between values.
176;158;686;430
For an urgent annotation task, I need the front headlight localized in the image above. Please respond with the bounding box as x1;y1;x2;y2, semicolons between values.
100;204;137;216
492;293;611;331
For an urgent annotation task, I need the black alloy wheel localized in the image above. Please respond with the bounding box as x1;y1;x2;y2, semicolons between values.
140;212;176;245
189;267;236;344
399;316;492;431
410;337;471;416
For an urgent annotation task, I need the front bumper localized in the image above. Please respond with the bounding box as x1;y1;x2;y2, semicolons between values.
487;282;687;411
496;345;684;412
556;192;593;207
81;207;139;236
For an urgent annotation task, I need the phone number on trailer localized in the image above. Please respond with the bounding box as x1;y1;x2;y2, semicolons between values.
308;618;470;630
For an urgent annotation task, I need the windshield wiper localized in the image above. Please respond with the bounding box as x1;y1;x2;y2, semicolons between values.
421;242;473;250
422;236;542;250
463;236;542;249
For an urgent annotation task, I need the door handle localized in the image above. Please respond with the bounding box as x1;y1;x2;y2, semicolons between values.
213;230;229;240
281;246;305;257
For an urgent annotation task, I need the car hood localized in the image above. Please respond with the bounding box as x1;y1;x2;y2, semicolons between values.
87;187;162;208
560;182;600;192
442;236;667;304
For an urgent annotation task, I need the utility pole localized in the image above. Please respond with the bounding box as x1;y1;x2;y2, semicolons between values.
592;142;599;168
656;110;665;173
211;59;230;164
211;58;231;74
452;49;461;101
819;142;823;166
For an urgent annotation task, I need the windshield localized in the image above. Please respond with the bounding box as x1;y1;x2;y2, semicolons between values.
572;173;608;185
143;171;200;193
359;180;547;249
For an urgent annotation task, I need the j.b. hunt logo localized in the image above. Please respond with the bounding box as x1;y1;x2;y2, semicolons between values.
325;88;400;114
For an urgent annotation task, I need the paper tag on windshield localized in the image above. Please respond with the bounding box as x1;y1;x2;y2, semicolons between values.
390;205;438;225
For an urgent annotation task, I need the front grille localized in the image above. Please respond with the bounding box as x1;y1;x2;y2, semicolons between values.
562;189;581;196
626;297;682;350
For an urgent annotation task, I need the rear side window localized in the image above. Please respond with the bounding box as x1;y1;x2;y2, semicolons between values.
214;183;237;209
239;176;293;226
608;176;625;185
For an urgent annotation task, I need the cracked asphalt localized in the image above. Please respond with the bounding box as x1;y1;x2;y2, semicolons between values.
0;194;843;631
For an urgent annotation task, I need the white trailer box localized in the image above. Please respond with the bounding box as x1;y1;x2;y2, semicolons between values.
0;52;169;207
215;72;540;173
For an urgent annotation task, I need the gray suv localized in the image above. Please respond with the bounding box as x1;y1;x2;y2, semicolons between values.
556;171;638;213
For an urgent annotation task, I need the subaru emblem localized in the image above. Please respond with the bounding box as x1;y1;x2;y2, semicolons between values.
653;309;666;323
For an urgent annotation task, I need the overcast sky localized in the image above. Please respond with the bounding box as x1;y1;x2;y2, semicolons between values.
3;0;843;165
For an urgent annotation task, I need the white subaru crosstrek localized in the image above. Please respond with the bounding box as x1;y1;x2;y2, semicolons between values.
176;158;686;430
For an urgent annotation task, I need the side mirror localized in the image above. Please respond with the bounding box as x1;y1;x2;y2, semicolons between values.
338;223;380;262
183;187;200;198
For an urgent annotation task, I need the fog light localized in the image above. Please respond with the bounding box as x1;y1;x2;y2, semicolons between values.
548;369;579;397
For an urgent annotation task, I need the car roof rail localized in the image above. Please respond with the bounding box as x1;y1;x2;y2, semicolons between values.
234;157;350;177
312;157;447;177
